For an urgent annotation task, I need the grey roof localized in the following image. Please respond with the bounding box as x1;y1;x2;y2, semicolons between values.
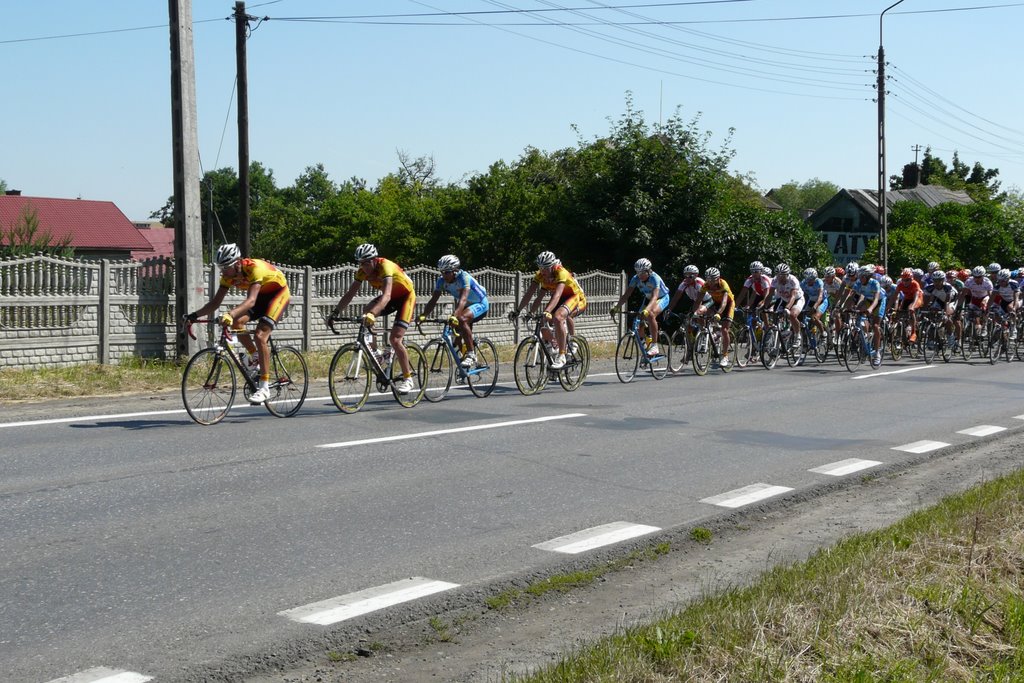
847;186;973;215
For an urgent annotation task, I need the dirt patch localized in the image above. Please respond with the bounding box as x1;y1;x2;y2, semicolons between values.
234;436;1023;683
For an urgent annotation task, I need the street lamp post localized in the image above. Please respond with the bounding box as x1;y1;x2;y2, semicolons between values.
877;0;906;273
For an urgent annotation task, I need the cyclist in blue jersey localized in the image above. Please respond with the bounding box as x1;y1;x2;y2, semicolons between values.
852;264;886;367
611;258;671;355
800;267;828;338
419;254;490;368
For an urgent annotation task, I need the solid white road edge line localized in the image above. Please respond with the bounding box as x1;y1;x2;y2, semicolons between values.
956;425;1008;437
809;458;883;477
45;668;152;683
892;440;949;454
700;483;794;508
852;365;936;380
317;413;587;449
532;521;661;554
279;577;459;625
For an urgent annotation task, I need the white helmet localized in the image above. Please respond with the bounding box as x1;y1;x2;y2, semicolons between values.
775;263;791;277
859;264;875;277
971;265;986;277
705;266;721;279
354;243;378;261
762;267;773;277
823;266;836;277
683;264;700;277
214;243;241;268
880;275;893;287
437;254;460;272
998;268;1011;281
846;261;859;274
931;269;947;281
927;261;940;271
803;267;817;280
987;262;1002;273
634;257;652;273
536;251;559;268
749;260;763;273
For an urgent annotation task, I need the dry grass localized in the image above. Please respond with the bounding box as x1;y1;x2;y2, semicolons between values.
516;469;1024;682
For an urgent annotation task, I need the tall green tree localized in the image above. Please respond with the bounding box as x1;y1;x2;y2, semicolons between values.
767;178;840;212
890;148;1002;203
0;206;74;258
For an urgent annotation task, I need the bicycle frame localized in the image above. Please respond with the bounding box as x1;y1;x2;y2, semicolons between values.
420;318;492;382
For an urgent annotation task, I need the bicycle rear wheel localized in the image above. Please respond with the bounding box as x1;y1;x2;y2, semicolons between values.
668;329;689;373
614;332;640;383
692;330;711;376
328;343;371;413
263;345;309;418
422;339;454;402
391;342;426;407
513;337;548;395
182;348;236;425
888;321;904;360
988;333;1004;364
648;331;670;380
920;323;936;364
761;329;780;370
467;337;499;398
733;326;751;368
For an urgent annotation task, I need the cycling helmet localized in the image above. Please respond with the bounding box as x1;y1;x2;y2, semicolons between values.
846;261;859;273
762;267;773;277
987;262;1001;274
214;243;241;268
823;266;836;277
436;254;460;272
971;265;986;277
997;268;1011;281
958;268;970;280
859;264;875;277
880;275;893;287
803;267;817;280
946;269;958;280
912;268;924;279
749;260;763;273
705;266;721;280
900;267;913;280
682;264;700;277
835;266;845;277
927;261;940;272
932;269;947;281
536;251;559;268
354;243;378;261
634;257;652;273
875;265;886;275
775;263;791;276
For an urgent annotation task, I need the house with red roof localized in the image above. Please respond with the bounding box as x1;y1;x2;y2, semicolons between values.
0;192;156;261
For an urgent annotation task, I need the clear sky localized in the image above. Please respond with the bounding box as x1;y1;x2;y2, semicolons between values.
3;0;1023;221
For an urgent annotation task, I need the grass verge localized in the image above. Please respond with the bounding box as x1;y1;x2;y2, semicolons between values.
513;468;1024;682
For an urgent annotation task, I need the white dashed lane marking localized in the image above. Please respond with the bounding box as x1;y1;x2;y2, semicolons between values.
532;522;661;554
809;458;883;477
892;440;949;454
280;577;460;625
45;668;152;683
700;483;793;508
956;425;1007;437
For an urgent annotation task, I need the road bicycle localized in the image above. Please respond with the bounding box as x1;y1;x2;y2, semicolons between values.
691;312;732;376
986;308;1015;364
796;308;828;365
886;308;919;361
417;316;499;400
733;307;764;369
844;310;882;371
918;310;954;364
512;313;590;395
326;316;426;413
958;307;988;361
611;310;670;382
759;308;799;370
663;311;693;374
181;320;308;425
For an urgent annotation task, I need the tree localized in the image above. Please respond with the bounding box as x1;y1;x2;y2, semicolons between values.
0;205;74;259
0;179;7;193
767;178;840;212
889;147;1002;202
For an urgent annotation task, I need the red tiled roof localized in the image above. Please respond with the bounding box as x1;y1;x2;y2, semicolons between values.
133;225;175;260
0;195;153;251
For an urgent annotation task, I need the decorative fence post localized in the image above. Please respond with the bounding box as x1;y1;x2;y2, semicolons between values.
302;265;313;352
98;259;110;365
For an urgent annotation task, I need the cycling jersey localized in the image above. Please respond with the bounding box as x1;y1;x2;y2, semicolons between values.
924;283;957;306
434;270;488;305
853;277;887;317
699;278;735;321
628;271;670;300
894;279;923;308
743;273;772;297
677;277;712;306
883;283;899;300
356;258;415;298
962;277;993;305
800;277;825;303
535;264;587;314
219;258;288;293
772;274;804;301
823;276;844;299
992;279;1019;305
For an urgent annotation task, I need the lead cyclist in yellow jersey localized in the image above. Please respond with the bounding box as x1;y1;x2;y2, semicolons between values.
330;243;417;394
508;250;587;369
184;243;291;404
694;266;735;368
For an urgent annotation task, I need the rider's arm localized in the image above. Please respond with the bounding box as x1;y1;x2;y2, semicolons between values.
614;286;635;310
333;279;362;315
190;284;230;319
421;289;442;318
544;283;566;314
452;286;470;316
367;277;394;316
229;282;262;320
514;282;538;314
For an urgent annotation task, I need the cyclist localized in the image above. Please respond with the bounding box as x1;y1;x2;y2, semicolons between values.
611;258;670;355
922;269;959;347
183;243;291;405
736;260;772;317
330;243;417;394
419;254;489;368
963;265;993;339
509;251;587;370
991;268;1019;334
987;262;1002;283
923;261;941;287
893;268;924;343
767;263;805;350
667;264;711;316
823;266;845;339
800;267;828;341
852;264;886;367
694;266;734;368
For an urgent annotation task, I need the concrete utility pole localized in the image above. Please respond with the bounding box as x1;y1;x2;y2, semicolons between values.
235;1;252;257
877;0;906;274
169;0;204;359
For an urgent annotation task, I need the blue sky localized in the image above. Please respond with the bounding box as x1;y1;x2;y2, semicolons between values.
3;0;1023;221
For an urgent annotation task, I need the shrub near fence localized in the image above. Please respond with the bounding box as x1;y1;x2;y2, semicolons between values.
0;254;627;370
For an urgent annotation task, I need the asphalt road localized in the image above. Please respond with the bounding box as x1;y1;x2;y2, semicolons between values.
2;353;1023;682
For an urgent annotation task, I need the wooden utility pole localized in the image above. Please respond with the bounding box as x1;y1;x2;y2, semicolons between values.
169;0;204;359
876;0;906;274
235;1;251;257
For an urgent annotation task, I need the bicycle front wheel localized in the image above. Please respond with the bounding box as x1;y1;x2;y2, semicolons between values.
422;339;454;402
264;345;309;418
614;332;640;383
513;337;548;395
559;336;590;392
761;329;780;370
467;337;499;398
182;348;236;425
888;321;904;361
669;329;689;373
988;334;1004;365
920;323;936;365
328;343;371;413
648;331;670;380
391;342;426;407
692;330;711;376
